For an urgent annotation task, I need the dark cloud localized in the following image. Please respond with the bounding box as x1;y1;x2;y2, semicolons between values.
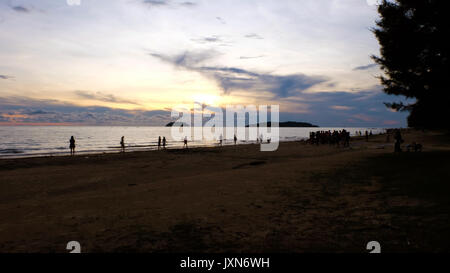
74;91;141;105
200;66;327;98
149;50;217;67
150;51;328;98
244;33;264;40
11;6;30;13
0;91;409;127
0;96;171;126
282;88;411;127
353;63;378;71
0;75;13;80
25;110;54;115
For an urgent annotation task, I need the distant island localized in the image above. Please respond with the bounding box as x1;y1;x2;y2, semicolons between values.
165;121;187;127
166;121;318;127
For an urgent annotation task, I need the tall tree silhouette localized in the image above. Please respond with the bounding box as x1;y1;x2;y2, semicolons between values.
372;0;450;129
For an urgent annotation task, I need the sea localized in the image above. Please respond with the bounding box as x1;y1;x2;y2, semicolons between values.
0;126;386;158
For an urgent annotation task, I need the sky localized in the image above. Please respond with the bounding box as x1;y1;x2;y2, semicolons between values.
0;0;409;127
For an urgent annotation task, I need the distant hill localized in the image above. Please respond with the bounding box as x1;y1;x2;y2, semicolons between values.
246;121;319;128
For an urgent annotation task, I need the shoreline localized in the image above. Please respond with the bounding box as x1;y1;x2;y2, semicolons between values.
0;133;385;160
0;127;388;159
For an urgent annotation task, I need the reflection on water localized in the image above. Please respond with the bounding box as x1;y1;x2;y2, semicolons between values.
0;126;385;158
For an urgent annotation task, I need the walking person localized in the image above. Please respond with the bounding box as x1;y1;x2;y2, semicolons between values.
120;136;125;153
158;136;161;150
69;136;76;156
162;136;167;149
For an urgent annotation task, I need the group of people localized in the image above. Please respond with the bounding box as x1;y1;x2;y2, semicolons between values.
68;133;247;155
68;135;168;156
69;129;418;155
309;129;351;147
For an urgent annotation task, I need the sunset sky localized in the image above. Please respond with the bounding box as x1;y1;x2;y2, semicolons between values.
0;0;409;127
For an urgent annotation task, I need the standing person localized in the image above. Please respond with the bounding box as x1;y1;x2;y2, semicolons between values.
219;134;223;146
394;130;403;153
69;136;76;156
158;136;161;150
183;136;188;149
120;136;125;153
162;136;167;149
234;134;237;145
365;131;369;142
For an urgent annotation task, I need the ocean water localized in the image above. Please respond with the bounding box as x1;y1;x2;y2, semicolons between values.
0;126;385;158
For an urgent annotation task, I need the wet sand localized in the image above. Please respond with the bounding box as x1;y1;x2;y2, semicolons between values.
1;130;450;253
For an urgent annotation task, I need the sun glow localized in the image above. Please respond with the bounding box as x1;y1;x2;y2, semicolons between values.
192;94;222;106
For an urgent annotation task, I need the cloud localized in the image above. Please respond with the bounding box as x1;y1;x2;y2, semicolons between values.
150;50;217;67
206;68;328;98
142;0;169;6
353;63;378;71
25;110;54;115
150;51;328;98
0;96;171;126
180;2;196;7
216;17;226;24
191;35;233;46
0;75;13;80
141;0;196;8
11;6;30;13
281;88;411;127
239;55;265;60
244;33;264;40
330;105;353;111
352;113;374;122
74;91;141;105
0;90;409;127
191;35;222;44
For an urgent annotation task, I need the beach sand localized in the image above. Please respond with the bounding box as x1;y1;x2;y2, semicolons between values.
1;130;450;253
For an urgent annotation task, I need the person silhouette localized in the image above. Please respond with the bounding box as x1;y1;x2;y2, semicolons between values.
120;136;125;153
394;130;403;153
162;136;167;149
234;134;237;145
158;136;161;150
69;136;76;156
219;134;223;146
183;136;188;149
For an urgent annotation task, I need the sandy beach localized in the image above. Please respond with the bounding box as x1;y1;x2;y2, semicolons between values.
1;130;449;253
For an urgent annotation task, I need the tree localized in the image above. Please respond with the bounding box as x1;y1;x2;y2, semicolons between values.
372;0;450;129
